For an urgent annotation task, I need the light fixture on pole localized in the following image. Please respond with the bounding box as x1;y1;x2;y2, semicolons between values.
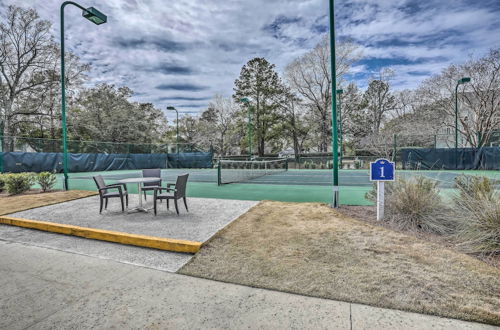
60;2;107;190
455;77;471;149
240;98;253;159
166;106;179;167
329;0;340;208
336;89;344;169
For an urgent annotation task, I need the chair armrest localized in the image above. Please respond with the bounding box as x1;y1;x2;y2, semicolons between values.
166;183;176;191
154;184;176;193
99;185;123;194
106;183;127;190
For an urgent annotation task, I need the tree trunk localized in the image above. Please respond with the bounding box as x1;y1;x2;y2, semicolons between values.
2;100;13;152
321;112;329;152
291;116;300;162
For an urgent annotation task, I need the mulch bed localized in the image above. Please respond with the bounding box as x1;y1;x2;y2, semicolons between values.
0;190;97;216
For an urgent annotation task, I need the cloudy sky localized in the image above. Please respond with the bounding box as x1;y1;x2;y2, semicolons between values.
1;0;499;118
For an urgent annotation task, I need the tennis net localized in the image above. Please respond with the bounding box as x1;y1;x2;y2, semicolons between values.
217;159;288;184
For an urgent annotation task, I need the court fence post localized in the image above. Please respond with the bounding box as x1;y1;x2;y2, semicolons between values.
0;134;3;173
217;161;221;186
392;134;397;163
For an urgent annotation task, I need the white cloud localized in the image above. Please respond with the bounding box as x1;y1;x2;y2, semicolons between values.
0;0;498;113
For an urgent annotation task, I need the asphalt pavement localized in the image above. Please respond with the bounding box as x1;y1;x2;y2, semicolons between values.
0;241;495;330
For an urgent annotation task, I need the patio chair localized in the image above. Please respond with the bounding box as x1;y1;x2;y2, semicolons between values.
141;169;162;200
153;173;189;215
93;175;129;213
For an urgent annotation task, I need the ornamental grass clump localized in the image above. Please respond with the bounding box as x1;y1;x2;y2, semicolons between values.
453;175;500;255
366;175;452;233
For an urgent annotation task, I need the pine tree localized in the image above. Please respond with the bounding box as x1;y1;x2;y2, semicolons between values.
233;57;285;156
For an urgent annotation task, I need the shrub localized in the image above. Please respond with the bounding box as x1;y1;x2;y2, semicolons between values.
365;176;452;233
37;172;57;192
452;175;500;255
303;161;310;169
311;162;317;169
4;173;35;195
0;174;5;192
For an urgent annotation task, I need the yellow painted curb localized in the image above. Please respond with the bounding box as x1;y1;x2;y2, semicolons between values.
0;216;202;254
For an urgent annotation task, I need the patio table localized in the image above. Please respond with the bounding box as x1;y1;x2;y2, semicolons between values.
118;177;161;213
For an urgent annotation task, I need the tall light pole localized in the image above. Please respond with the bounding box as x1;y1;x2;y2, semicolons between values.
455;77;471;149
167;106;179;167
336;89;343;169
329;0;339;208
240;98;253;159
61;2;107;190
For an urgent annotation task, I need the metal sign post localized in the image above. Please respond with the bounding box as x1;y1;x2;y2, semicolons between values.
370;159;395;221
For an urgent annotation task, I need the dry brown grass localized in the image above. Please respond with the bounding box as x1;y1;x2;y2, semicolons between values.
0;190;97;216
179;201;500;325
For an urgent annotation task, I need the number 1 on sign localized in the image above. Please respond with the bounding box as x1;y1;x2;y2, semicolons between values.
380;167;385;178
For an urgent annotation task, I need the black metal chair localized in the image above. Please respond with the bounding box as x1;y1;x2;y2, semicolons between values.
141;169;162;200
93;175;128;213
153;174;189;215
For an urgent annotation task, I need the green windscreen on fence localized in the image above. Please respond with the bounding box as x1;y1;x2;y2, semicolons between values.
0;136;213;173
401;147;500;170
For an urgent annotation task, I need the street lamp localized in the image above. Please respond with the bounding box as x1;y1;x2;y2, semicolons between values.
455;77;470;149
167;106;179;167
336;89;343;169
329;0;340;208
240;98;253;159
60;2;107;190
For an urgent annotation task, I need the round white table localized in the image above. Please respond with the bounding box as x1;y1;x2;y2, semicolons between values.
118;177;161;212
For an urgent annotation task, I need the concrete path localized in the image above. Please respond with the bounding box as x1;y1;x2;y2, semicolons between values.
0;241;495;330
10;196;258;242
1;197;257;272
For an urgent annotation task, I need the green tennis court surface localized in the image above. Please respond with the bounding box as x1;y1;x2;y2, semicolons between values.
53;169;499;206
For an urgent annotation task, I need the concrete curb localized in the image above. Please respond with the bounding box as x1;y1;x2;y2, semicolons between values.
0;216;202;253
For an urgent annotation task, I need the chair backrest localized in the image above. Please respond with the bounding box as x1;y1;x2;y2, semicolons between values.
142;169;161;186
174;174;189;198
93;175;106;193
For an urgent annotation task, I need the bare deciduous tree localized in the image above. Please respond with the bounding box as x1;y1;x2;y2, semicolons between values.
418;48;500;147
363;69;396;135
196;95;239;156
0;6;55;149
285;36;362;152
276;88;309;160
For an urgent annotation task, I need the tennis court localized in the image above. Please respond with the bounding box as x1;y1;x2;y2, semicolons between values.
55;168;499;206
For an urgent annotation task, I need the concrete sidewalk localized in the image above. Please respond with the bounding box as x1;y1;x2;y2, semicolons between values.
0;241;495;330
0;197;257;271
9;196;258;242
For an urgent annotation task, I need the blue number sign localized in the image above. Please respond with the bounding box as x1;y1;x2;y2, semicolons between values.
370;158;395;181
